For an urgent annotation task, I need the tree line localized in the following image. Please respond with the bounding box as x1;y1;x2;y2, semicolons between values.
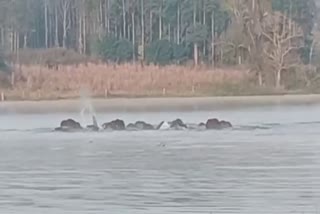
0;0;319;88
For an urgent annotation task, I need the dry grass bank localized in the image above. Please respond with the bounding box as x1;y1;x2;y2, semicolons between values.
2;63;253;100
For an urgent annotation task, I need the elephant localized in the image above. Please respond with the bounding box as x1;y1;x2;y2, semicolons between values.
55;118;83;132
157;119;188;130
127;121;155;130
205;118;232;130
102;119;126;130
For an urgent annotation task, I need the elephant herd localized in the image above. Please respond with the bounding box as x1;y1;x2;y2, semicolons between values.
54;116;232;132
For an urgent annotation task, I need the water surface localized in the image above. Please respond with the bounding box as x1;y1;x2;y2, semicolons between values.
1;105;320;214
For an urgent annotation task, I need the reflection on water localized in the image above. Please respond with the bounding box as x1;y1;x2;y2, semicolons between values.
1;105;320;214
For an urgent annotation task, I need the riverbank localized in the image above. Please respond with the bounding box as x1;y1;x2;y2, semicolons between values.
1;94;320;114
2;63;317;101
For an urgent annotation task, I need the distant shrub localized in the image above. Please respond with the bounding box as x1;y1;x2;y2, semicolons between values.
95;37;134;63
4;48;90;66
145;39;190;65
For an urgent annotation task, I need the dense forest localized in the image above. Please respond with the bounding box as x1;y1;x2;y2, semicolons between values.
0;0;320;89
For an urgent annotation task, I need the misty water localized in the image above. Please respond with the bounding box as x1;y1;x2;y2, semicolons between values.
1;104;320;214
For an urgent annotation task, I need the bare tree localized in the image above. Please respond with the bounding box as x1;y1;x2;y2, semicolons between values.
263;12;304;88
44;0;49;48
60;0;72;48
226;0;272;85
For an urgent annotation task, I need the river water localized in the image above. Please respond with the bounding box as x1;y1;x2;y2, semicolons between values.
1;104;320;214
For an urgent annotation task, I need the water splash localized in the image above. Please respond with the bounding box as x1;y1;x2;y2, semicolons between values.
79;88;97;127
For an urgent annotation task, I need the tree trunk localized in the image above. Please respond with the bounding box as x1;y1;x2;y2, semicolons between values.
23;34;28;49
193;1;196;25
0;28;3;47
258;71;263;86
150;11;153;42
194;43;199;66
16;32;20;72
106;0;110;34
14;31;18;52
44;0;49;48
62;3;68;48
309;40;315;65
289;0;292;42
48;6;52;47
127;21;131;41
79;9;83;54
202;0;206;57
11;71;15;87
10;31;14;52
211;12;215;67
83;13;87;54
104;0;108;30
193;1;197;66
55;4;59;47
115;24;118;38
122;0;126;39
159;2;162;40
99;0;104;39
168;23;171;41
132;11;135;61
177;1;180;45
276;69;282;89
141;0;145;60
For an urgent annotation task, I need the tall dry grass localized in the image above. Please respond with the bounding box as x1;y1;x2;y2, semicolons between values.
3;63;250;100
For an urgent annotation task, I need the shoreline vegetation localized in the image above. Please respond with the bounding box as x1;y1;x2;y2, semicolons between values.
0;62;319;102
0;1;320;102
0;63;250;101
1;95;320;114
